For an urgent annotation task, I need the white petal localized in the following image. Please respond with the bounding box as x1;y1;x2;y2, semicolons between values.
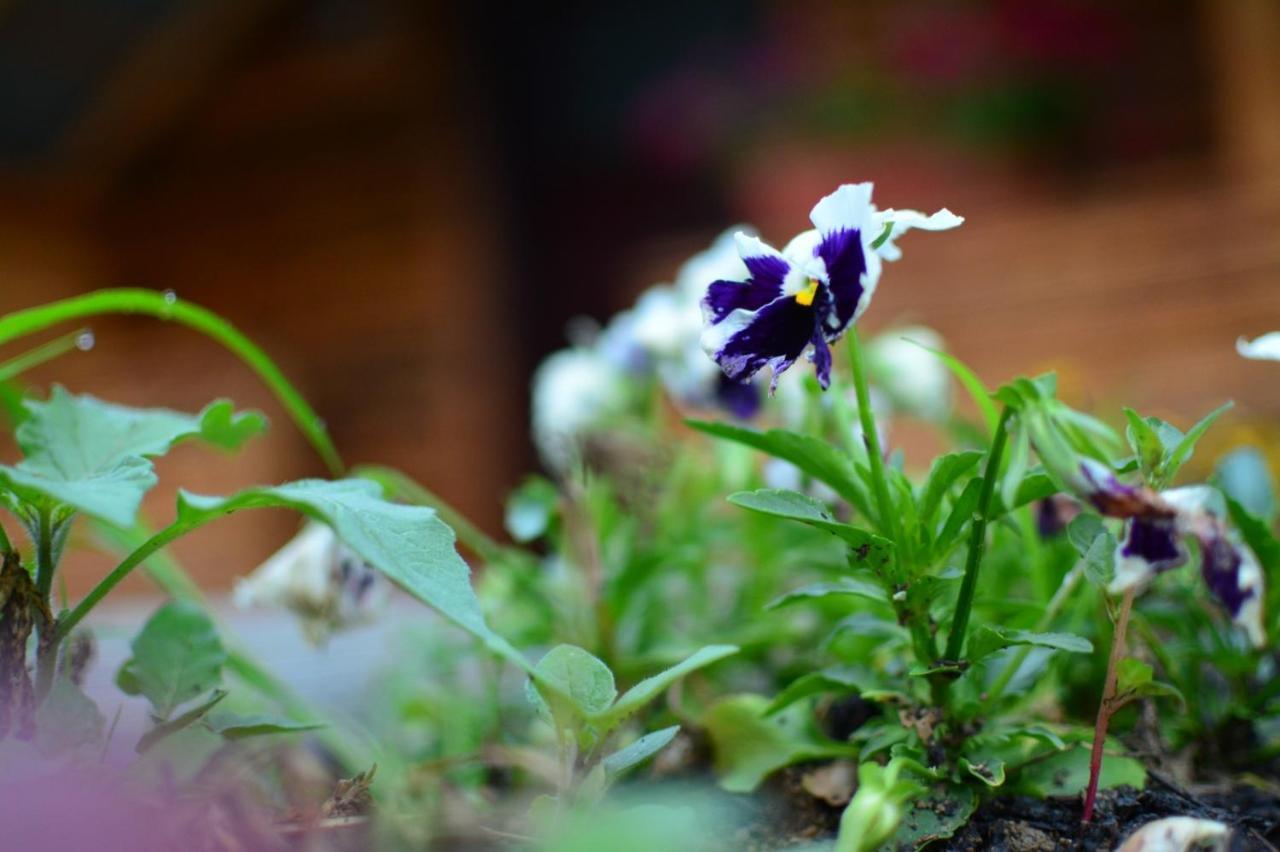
874;207;963;262
1115;817;1230;852
675;226;754;301
700;306;755;358
1234;544;1267;648
1237;332;1280;361
809;183;877;236
734;231;786;264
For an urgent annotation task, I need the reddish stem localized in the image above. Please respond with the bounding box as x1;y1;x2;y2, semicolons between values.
1082;587;1135;823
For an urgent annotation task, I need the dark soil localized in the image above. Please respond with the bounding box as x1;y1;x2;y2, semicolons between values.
942;780;1280;851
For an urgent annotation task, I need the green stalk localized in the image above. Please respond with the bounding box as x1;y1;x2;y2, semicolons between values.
0;328;91;384
33;506;58;699
34;507;54;600
0;516;12;556
0;289;344;476
943;407;1014;662
846;331;936;672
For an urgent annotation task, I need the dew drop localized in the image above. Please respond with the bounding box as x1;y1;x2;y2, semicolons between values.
162;289;177;304
75;331;95;351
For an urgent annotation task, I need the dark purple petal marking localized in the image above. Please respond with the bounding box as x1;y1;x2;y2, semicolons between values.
1120;517;1186;573
703;253;790;323
1035;496;1080;538
809;329;832;390
712;296;817;389
1199;531;1255;619
714;374;761;420
1079;462;1172;520
815;227;867;334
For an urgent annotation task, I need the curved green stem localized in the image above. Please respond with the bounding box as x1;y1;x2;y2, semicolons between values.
846;330;901;557
0;289;344;476
944;406;1014;662
0;328;90;384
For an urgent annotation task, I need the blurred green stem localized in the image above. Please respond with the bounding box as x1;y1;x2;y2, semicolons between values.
0;328;90;384
944;407;1014;663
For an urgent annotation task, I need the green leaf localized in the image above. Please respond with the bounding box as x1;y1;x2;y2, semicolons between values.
601;725;680;779
917;451;983;530
766;666;902;715
728;489;893;570
1159;402;1233;485
935;477;981;557
1124;408;1165;480
204;712;326;740
702;694;852;793
987;472;1058;518
1000;425;1031;516
1068;513;1117;587
194;400;267;451
504;476;560;543
175;478;528;671
526;645;616;728
686;421;872;516
967;625;1092;664
1011;744;1145;797
1115;658;1185;707
0;388;263;526
882;785;977;850
765;578;888;611
959;755;1006;787
35;676;104;756
595;644;737;733
117;600;226;719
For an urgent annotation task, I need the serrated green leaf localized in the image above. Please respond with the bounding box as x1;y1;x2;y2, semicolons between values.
728;490;894;570
204;712;325;739
118;601;226;719
1068;514;1118;587
595;644;737;733
765;578;888;611
967;625;1092;664
175;479;528;671
526;645;616;728
601;725;680;779
1067;513;1105;556
0;388;262;525
686;421;872;517
1114;658;1184;706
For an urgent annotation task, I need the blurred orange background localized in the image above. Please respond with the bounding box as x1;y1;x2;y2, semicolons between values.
0;0;1278;593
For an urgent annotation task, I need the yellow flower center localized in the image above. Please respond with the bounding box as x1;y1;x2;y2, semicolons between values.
795;278;820;307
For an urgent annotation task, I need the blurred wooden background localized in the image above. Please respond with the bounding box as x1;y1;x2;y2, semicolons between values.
0;0;1277;592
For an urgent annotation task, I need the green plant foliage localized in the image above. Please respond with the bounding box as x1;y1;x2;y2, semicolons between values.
117;600;227;719
0;388;263;526
703;694;853;793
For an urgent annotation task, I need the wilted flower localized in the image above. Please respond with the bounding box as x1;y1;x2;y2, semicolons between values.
531;347;634;471
700;183;961;390
1237;332;1280;361
234;523;387;644
865;325;952;421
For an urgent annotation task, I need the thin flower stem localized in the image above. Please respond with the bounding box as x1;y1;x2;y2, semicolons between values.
34;507;54;600
1082;587;1136;823
0;328;90;384
33;506;57;699
943;407;1014;663
0;518;11;556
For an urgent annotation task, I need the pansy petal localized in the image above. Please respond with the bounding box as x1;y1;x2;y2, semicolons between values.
1200;531;1266;647
1237;332;1280;362
808;185;880;336
703;297;816;390
1109;517;1187;594
875;208;964;261
701;233;790;323
809;329;833;390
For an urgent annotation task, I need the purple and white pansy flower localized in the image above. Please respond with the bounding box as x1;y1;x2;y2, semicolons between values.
700;183;961;390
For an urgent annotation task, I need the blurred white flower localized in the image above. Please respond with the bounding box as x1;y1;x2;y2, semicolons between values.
866;326;952;422
1115;816;1230;852
872;208;965;263
1237;332;1280;361
234;523;387;644
531;347;633;471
